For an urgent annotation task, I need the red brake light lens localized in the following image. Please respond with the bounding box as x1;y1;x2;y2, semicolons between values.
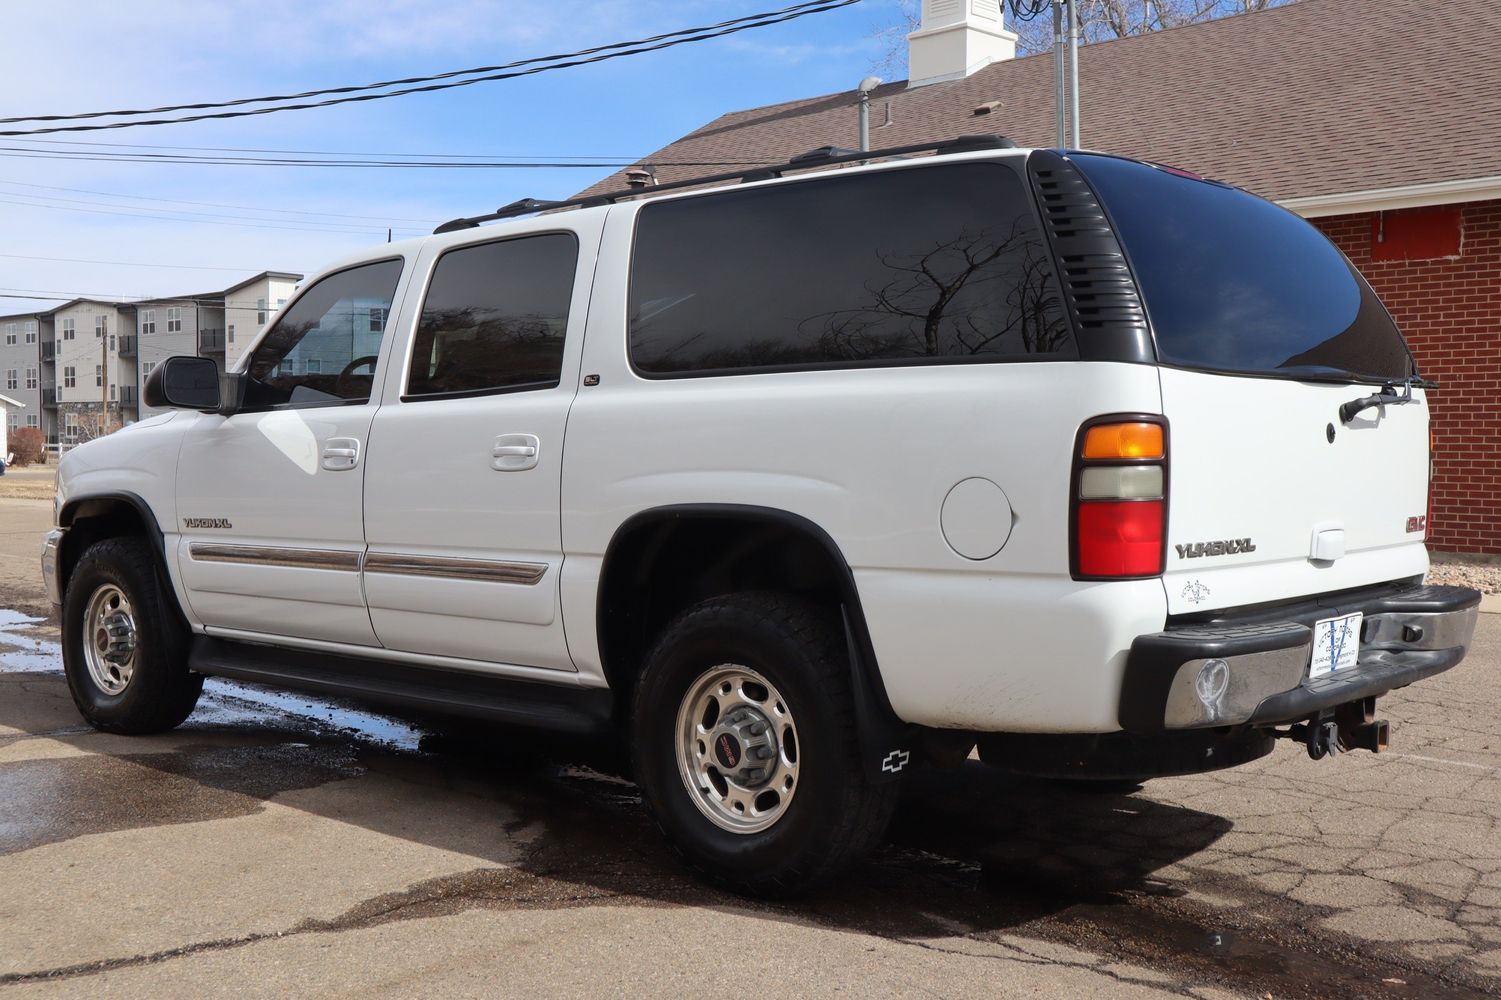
1077;501;1165;577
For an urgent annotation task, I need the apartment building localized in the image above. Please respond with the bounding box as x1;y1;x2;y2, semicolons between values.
0;311;47;442
0;270;300;451
51;299;138;446
135;295;222;419
223;272;300;370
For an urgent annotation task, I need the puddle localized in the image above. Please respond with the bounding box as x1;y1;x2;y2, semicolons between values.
0;609;425;752
0;609;62;673
193;681;426;752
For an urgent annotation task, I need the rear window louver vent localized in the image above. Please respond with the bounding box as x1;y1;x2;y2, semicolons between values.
1027;153;1153;362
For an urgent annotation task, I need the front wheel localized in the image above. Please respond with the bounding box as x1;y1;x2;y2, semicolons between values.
631;592;899;896
62;536;202;734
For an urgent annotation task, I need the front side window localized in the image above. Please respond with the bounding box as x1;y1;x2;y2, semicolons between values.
243;259;404;410
629;162;1073;376
406;233;577;399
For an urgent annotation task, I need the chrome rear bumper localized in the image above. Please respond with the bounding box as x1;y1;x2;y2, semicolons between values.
1121;583;1482;732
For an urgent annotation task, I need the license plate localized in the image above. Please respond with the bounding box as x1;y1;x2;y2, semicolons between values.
1310;612;1362;678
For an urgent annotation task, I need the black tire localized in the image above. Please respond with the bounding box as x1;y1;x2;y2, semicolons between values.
62;536;202;734
631;592;899;896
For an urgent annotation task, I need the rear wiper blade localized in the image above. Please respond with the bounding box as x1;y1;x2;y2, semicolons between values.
1338;375;1431;424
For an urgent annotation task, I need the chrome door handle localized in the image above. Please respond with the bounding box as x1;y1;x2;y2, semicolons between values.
493;434;540;471
322;437;361;471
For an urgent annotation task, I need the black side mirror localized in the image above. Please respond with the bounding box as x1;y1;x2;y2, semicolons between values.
144;356;220;411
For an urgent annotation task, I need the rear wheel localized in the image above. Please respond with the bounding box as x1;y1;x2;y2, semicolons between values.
631;592;898;895
62;536;202;734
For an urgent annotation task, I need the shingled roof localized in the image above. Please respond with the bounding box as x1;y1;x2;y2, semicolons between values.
576;0;1501;207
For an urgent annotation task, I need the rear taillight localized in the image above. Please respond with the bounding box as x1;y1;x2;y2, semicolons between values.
1071;417;1168;580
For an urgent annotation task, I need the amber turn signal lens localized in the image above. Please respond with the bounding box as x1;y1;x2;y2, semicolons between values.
1082;422;1164;460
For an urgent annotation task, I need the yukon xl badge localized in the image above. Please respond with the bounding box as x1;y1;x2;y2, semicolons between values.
1175;538;1255;559
183;517;233;530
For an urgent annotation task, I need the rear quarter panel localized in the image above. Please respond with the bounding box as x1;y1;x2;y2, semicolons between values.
561;204;1167;732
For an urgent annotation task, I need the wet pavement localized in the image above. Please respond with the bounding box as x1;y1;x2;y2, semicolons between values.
1;598;1499;1000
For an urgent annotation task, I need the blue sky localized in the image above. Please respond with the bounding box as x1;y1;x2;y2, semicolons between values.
0;0;909;315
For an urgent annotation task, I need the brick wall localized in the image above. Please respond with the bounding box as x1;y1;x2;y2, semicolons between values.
1314;200;1501;555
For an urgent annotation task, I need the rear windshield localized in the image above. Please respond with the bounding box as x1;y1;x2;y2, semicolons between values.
1072;154;1414;382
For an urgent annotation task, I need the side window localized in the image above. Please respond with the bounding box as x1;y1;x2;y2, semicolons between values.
405;233;578;400
629;162;1073;376
243;259;404;410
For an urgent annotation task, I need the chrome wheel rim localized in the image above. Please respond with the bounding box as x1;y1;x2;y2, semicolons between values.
675;664;800;835
82;584;137;696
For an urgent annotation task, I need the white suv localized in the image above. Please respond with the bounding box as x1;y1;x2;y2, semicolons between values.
42;137;1481;893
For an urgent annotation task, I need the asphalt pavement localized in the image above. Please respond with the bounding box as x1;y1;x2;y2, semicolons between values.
1;497;1498;999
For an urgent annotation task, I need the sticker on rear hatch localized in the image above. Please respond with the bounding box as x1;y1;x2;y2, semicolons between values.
1310;613;1362;678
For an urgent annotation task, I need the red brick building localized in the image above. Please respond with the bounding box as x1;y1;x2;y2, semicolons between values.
580;0;1501;554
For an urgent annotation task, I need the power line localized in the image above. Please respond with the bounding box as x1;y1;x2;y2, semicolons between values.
0;195;424;236
0;288;298;308
0;189;427;231
0;252;308;273
0;145;757;169
0;181;440;225
0;1;859;136
20;137;656;158
1;0;848;126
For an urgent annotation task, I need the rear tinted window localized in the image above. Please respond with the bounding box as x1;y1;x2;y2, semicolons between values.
1073;154;1413;382
629;162;1073;376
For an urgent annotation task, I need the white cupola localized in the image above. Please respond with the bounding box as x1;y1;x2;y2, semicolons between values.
907;0;1019;88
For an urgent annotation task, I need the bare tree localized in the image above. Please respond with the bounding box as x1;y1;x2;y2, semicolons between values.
873;0;1294;71
62;408;121;450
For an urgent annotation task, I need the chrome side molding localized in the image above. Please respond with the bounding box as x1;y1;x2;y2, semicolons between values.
364;552;547;586
187;542;548;586
188;543;362;572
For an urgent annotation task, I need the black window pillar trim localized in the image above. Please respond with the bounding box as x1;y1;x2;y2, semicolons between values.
1025;149;1157;365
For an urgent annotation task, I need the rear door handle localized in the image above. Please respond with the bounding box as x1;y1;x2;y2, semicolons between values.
493;434;540;471
322;437;361;472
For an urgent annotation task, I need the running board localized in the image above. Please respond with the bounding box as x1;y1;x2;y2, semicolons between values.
189;636;614;736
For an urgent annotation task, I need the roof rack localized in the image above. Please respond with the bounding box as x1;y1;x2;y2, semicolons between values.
432;134;1018;235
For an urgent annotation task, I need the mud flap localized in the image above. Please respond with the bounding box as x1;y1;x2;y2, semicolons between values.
842;606;914;784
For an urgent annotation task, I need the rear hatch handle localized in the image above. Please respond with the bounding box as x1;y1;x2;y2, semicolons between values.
1338;376;1435;424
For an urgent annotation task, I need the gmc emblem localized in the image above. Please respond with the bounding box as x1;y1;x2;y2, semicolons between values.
1406;515;1427;534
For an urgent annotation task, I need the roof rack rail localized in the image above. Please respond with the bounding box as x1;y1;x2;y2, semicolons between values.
430;134;1018;235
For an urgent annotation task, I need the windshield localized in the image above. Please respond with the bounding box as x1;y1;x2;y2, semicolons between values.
1072;154;1414;382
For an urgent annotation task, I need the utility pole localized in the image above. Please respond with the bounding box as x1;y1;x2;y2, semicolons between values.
1068;0;1081;148
1052;0;1067;146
